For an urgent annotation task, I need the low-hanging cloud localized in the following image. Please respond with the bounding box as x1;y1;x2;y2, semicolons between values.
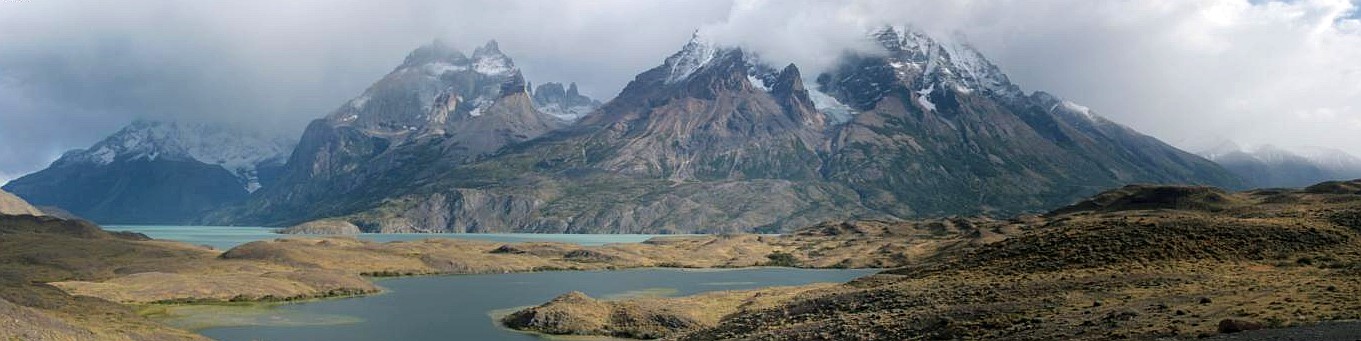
1;0;1359;184
700;0;1361;154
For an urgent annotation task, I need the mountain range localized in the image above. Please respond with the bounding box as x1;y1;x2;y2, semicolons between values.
205;27;1239;233
8;27;1246;232
2;121;294;224
1195;141;1361;188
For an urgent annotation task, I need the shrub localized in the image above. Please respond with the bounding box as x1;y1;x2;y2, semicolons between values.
764;252;799;267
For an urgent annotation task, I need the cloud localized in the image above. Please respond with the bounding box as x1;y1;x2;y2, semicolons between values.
694;0;1361;154
1;0;1359;180
0;0;731;178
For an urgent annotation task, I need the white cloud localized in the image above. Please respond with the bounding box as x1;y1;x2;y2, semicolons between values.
1;0;1359;178
692;0;1361;155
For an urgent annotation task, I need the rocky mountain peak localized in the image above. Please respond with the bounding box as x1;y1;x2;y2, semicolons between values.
471;40;515;76
872;26;1021;98
532;82;602;121
331;39;535;135
400;39;469;69
662;34;721;84
770;64;807;99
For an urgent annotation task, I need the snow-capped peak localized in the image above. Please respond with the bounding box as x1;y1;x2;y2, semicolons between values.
58;120;295;192
1281;146;1361;171
334;40;528;131
394;40;517;79
471;40;514;76
663;34;720;84
872;26;1021;98
1194;141;1361;173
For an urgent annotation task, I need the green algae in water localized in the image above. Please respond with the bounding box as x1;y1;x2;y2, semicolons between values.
147;304;362;331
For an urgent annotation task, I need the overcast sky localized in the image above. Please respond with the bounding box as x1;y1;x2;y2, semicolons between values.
2;0;1359;184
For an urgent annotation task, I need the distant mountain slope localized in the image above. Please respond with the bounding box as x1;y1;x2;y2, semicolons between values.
213;28;1240;233
816;27;1243;217
2;120;294;224
1197;143;1361;188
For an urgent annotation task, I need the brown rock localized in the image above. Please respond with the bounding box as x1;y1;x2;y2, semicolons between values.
1218;319;1264;334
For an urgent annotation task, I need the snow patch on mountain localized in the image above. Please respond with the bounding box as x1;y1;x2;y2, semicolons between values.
532;82;601;122
1060;101;1097;121
664;35;719;84
424;62;468;76
808;88;857;124
915;85;937;112
472;55;511;75
536;103;595;121
876;26;1021;98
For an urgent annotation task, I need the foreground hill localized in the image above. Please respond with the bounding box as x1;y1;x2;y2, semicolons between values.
215;27;1240;233
506;179;1361;340
0;188;43;216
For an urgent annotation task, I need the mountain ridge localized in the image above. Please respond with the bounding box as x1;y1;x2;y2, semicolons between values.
208;27;1240;233
2;120;294;224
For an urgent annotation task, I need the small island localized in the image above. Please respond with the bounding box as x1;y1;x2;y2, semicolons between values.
278;219;363;235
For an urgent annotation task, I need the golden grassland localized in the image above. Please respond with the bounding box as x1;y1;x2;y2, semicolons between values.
3;180;1361;340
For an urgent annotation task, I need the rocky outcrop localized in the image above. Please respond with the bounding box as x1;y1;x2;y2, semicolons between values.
532;82;601;121
501;287;832;339
280;219;362;235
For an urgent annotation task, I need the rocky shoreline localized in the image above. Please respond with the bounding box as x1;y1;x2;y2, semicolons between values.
2;212;957;340
499;181;1361;340
4;180;1361;340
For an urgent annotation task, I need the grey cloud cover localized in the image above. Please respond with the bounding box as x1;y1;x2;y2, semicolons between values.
2;0;1359;184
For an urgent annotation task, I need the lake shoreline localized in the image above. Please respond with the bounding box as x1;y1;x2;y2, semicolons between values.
192;268;875;340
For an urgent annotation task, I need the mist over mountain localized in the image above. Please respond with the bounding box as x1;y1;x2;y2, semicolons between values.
2;1;1358;186
1196;141;1361;189
184;27;1243;233
2;121;294;224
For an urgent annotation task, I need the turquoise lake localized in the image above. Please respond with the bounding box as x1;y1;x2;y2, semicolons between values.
106;225;877;340
191;268;875;341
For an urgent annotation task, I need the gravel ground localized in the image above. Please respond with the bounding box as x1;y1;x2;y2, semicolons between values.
1193;321;1361;341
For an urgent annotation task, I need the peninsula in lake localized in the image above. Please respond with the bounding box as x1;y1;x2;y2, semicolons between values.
4;1;1361;340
